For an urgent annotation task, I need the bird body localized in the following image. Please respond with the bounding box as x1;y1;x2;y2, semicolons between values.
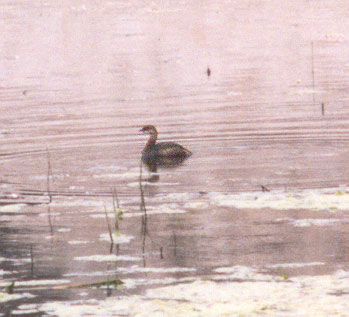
140;125;192;166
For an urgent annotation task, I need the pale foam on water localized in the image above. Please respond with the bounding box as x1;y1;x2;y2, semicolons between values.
209;188;349;211
38;269;349;316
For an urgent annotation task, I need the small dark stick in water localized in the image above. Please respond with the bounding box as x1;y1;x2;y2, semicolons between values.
46;147;52;203
321;102;325;116
104;205;114;244
207;67;211;77
311;41;315;105
261;185;270;192
173;231;177;257
30;244;34;276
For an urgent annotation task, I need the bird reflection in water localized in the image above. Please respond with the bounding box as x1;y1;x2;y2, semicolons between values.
140;125;192;182
143;155;190;182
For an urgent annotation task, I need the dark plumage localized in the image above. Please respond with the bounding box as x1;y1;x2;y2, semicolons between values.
140;125;192;165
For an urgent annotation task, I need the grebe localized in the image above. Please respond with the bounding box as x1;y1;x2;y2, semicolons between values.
140;125;192;164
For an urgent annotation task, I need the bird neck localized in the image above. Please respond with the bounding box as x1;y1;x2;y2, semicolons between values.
145;133;157;149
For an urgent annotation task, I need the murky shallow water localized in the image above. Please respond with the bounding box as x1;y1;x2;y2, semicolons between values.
1;0;349;315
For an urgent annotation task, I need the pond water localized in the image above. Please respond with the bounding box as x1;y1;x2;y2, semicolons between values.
1;0;349;316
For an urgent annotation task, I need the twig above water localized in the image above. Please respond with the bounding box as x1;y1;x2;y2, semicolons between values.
47;206;54;237
30;244;34;277
46;147;52;203
311;41;315;105
112;188;121;232
139;159;147;218
104;205;114;244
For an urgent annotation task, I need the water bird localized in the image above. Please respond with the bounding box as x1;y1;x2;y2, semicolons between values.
140;125;192;167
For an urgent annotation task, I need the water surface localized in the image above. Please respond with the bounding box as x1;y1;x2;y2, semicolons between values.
1;0;349;315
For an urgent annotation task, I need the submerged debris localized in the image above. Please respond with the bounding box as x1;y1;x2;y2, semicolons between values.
56;278;123;290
